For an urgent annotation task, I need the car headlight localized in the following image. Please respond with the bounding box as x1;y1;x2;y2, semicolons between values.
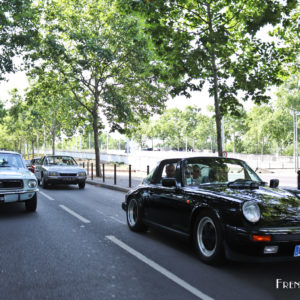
28;179;37;188
78;172;86;176
242;201;261;223
48;171;59;176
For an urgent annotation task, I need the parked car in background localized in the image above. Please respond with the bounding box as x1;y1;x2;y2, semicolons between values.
34;155;87;189
122;156;300;264
0;151;38;212
28;157;41;173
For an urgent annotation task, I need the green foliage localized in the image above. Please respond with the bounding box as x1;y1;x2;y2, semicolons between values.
33;0;168;175
0;0;40;80
37;0;168;133
131;106;216;151
117;0;298;155
25;70;88;154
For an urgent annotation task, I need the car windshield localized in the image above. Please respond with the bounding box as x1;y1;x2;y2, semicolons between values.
45;156;77;166
184;158;262;186
0;153;25;168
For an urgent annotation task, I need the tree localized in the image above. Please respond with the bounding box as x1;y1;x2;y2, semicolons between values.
244;106;275;155
36;0;168;176
154;108;185;150
0;0;39;80
271;74;300;154
118;0;298;156
25;71;87;155
224;108;247;153
4;89;32;154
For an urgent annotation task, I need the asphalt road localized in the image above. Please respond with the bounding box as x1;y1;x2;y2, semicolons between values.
0;184;300;300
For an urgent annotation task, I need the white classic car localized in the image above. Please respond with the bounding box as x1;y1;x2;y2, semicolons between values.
34;155;87;189
0;151;38;212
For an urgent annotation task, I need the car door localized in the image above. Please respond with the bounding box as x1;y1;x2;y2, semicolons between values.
145;183;192;234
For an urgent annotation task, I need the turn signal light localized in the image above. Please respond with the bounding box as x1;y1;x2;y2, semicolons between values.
252;235;271;242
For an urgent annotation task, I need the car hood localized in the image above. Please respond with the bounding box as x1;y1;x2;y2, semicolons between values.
196;185;300;226
43;166;85;173
0;167;36;180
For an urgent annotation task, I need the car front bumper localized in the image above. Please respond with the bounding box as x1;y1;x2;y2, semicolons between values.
225;224;300;262
0;189;38;203
46;176;86;185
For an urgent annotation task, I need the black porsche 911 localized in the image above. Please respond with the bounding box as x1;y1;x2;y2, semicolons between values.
121;157;300;264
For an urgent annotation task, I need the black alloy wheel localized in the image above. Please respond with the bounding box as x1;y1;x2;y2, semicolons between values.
193;211;224;265
126;197;147;232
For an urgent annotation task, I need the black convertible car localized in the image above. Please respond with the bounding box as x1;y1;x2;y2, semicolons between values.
122;157;300;264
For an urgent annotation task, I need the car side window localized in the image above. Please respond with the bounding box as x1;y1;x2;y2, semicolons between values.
184;161;211;185
163;163;176;178
155;162;176;184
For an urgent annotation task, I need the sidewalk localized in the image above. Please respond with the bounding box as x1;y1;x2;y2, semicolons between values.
86;169;300;193
86;172;144;193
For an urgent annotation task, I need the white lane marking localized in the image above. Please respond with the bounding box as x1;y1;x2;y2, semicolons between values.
109;216;126;225
59;205;91;224
39;191;55;201
106;235;214;300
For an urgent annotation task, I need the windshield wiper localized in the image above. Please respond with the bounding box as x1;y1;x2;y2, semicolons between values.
227;179;260;189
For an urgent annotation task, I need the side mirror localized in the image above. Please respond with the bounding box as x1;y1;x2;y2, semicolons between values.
270;179;279;188
162;178;177;188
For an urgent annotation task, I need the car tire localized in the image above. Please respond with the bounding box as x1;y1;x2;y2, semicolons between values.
25;194;37;212
42;176;48;189
78;182;85;189
126;197;147;232
193;211;224;265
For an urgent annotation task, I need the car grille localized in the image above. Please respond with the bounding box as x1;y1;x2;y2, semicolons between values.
60;173;77;176
0;179;23;189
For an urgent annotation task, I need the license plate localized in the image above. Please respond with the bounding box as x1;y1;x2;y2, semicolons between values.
294;245;300;257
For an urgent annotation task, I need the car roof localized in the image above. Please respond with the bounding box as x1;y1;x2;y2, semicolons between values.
45;155;74;158
159;156;245;163
0;150;21;155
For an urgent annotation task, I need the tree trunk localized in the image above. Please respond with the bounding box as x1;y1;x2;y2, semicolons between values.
92;109;102;177
31;139;35;158
233;133;235;154
208;4;222;157
36;133;39;156
43;126;46;153
52;129;55;155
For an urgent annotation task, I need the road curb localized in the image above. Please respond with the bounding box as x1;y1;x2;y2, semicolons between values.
86;180;130;193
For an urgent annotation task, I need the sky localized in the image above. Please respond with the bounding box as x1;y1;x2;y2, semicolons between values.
1;71;269;113
0;23;277;111
0;21;278;116
0;69;217;116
